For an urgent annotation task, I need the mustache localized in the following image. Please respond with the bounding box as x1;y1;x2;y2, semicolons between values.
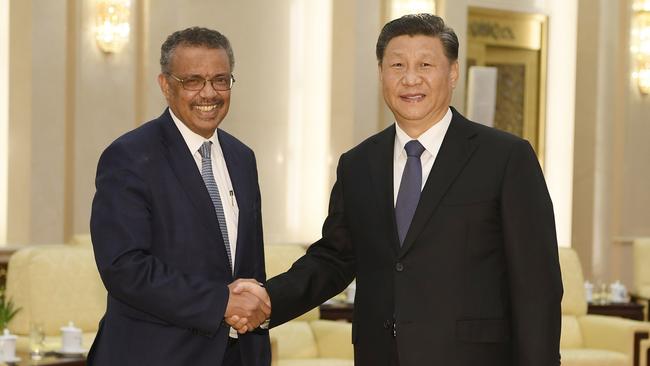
192;99;224;107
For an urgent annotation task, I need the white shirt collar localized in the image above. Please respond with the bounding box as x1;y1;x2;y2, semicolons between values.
394;107;452;157
169;108;219;154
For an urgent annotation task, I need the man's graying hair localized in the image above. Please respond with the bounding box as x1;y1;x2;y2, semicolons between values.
160;27;235;74
376;13;459;64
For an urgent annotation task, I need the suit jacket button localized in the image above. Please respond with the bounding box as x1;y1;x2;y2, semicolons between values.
395;262;404;272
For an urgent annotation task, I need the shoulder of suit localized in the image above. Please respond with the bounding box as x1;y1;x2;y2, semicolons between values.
341;124;395;158
97;112;169;169
217;128;255;157
450;109;526;147
107;116;163;151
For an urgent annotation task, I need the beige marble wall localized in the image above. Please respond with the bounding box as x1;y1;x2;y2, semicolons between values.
443;0;578;247
7;0;33;245
330;0;382;182
614;0;650;286
72;0;139;238
8;0;648;263
573;0;600;280
29;0;69;244
5;0;360;246
572;0;650;287
0;0;10;244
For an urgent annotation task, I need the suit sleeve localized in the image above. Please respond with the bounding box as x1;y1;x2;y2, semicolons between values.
500;140;563;365
265;155;356;327
90;141;228;335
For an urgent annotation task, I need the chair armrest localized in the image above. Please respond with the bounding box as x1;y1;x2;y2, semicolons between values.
310;320;353;359
270;335;278;366
639;338;650;366
630;293;650;301
579;314;650;364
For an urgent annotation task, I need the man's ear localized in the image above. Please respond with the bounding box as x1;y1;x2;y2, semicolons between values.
378;63;384;82
158;73;171;98
449;61;459;89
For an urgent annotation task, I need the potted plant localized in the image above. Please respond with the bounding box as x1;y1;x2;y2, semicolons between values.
0;270;20;330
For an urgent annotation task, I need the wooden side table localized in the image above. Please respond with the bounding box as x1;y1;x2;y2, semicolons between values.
11;352;85;366
319;302;354;322
631;293;650;321
587;302;645;321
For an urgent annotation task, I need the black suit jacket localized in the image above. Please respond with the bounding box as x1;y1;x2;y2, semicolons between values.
266;108;562;366
88;109;270;366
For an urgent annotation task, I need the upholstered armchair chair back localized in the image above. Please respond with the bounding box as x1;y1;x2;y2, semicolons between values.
558;247;650;366
560;248;589;316
5;244;106;336
633;238;650;298
264;244;353;365
264;244;318;322
559;248;588;349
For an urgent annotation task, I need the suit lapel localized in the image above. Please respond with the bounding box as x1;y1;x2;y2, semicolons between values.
218;130;250;276
367;126;401;255
398;109;479;257
159;110;222;237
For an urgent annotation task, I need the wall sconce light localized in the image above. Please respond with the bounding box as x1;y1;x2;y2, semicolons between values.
388;0;436;21
95;0;131;54
632;0;650;95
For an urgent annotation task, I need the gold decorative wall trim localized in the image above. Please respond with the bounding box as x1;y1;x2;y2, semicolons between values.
467;7;548;168
134;0;149;126
468;7;546;50
63;0;77;242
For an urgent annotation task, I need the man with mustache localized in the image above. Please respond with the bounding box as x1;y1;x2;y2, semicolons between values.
232;13;562;366
88;27;271;366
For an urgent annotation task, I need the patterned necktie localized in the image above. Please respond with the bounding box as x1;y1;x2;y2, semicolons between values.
198;141;233;270
395;140;425;246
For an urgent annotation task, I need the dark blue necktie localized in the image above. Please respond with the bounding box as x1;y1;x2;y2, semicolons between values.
198;141;233;270
395;140;425;246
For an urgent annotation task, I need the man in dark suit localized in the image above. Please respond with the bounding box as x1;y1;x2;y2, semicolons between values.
233;14;562;366
88;27;271;366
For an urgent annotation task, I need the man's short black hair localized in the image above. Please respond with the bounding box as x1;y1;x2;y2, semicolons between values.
160;27;235;73
376;13;458;64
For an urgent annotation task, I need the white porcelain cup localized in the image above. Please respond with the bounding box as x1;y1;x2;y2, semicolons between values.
584;281;594;303
0;328;17;361
61;322;82;352
610;281;628;303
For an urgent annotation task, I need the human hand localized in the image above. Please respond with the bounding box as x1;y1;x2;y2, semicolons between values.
225;279;271;333
231;279;271;307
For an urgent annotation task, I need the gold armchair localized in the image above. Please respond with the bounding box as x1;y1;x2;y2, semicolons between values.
640;338;650;366
632;238;650;321
264;244;353;366
559;248;650;366
5;244;105;353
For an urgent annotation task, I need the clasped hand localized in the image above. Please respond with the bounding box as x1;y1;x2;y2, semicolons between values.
224;279;271;333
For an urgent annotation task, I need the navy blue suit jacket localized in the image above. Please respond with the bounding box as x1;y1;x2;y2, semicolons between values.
88;109;270;366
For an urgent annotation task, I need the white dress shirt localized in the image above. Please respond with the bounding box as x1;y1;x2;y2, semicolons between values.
169;109;239;273
393;108;453;206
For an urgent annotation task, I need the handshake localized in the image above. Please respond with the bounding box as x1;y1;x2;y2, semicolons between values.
224;279;271;333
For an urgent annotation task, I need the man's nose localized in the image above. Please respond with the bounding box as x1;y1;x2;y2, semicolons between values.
199;80;219;97
401;66;422;86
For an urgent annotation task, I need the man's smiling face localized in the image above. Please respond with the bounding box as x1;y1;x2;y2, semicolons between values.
380;34;458;133
158;45;232;138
